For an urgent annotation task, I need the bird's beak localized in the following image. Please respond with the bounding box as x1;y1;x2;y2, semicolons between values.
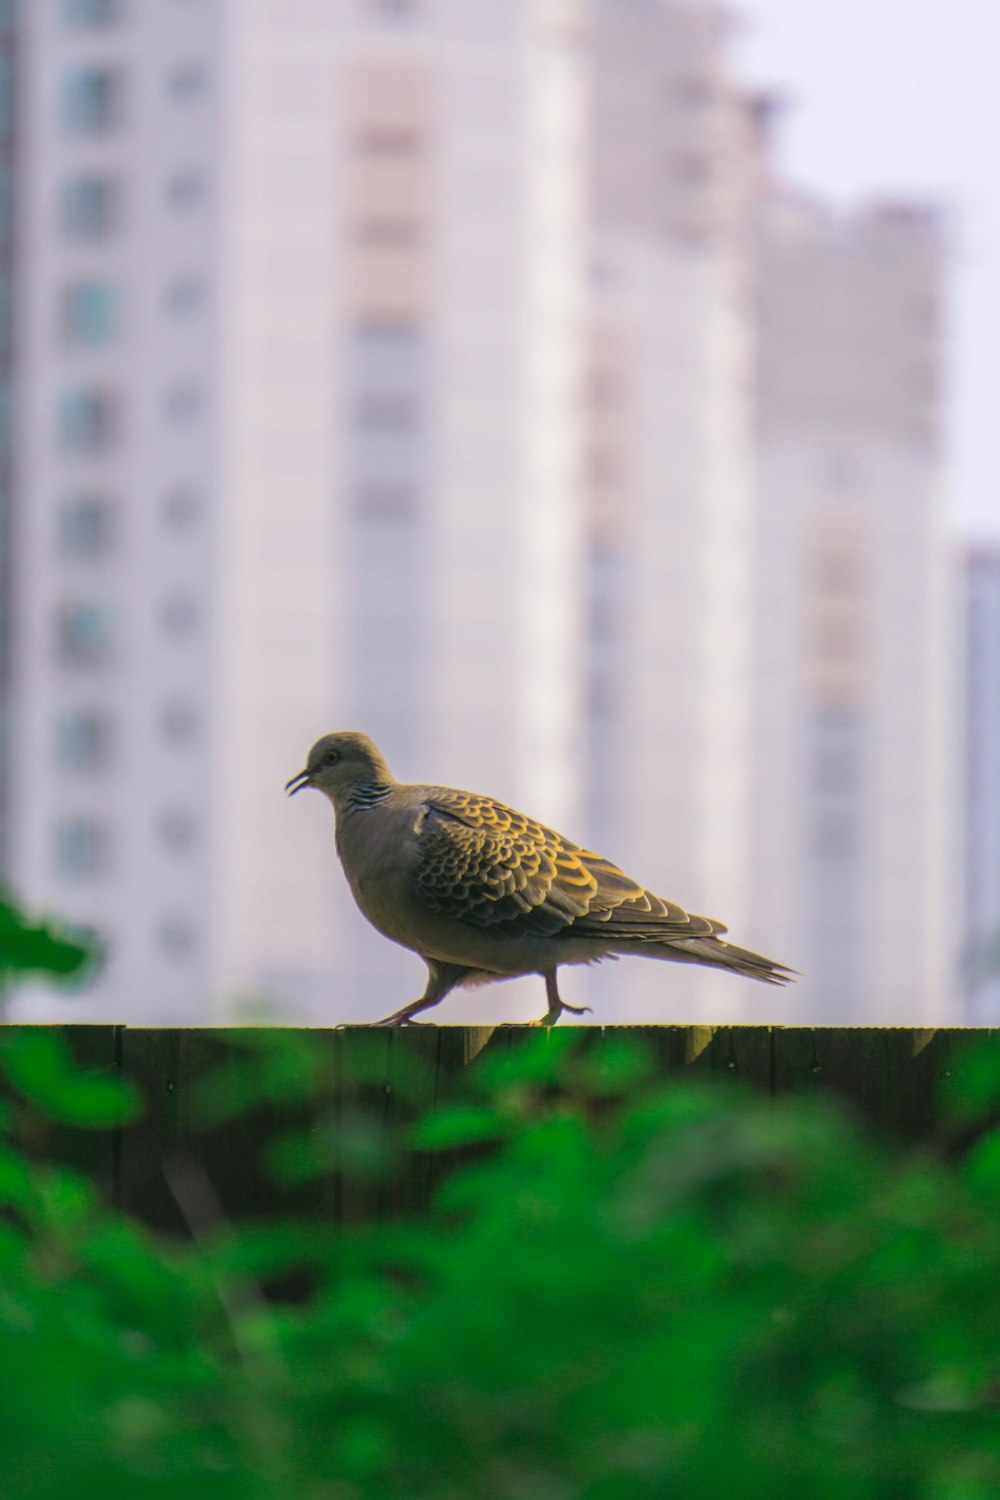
285;769;312;796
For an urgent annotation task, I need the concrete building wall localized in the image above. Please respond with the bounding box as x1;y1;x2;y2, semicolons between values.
582;0;762;1021
213;0;589;1023
963;544;1000;1022
0;1;19;876
751;194;956;1023
9;0;222;1021
7;0;588;1026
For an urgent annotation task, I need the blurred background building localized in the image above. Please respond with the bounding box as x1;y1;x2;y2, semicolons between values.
750;193;954;1023
963;544;1000;1023
6;0;589;1023
583;0;762;1021
0;0;992;1026
215;0;589;1020
0;2;18;874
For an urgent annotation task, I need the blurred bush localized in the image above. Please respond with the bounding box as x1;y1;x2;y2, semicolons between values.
0;925;999;1499
0;891;95;999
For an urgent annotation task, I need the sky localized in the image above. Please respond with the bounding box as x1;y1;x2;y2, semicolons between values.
734;0;1000;538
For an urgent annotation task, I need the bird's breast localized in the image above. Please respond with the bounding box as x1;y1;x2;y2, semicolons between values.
334;801;424;944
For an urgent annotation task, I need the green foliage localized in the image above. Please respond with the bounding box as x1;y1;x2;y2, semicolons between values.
0;893;95;990
1;1030;1000;1499
0;1029;138;1126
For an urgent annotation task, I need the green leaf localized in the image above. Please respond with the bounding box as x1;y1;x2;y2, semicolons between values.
0;896;95;982
410;1104;507;1150
941;1038;1000;1121
964;1126;1000;1195
0;1030;138;1126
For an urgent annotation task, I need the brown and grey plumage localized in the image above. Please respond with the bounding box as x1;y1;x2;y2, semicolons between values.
286;731;796;1025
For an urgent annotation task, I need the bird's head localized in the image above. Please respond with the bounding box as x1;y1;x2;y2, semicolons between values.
285;731;395;805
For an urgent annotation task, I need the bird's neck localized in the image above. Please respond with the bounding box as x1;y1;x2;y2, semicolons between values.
340;778;395;813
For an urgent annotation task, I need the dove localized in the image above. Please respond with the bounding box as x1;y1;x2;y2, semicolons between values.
286;731;795;1024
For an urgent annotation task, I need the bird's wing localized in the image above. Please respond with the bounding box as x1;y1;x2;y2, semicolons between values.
410;789;723;941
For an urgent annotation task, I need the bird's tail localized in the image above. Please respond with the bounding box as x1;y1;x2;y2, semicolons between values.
637;934;797;986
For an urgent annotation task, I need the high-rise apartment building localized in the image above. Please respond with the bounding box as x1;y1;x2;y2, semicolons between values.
963;543;1000;1023
11;0;223;1021
0;1;20;873
582;0;765;1020
8;0;589;1022
751;193;955;1023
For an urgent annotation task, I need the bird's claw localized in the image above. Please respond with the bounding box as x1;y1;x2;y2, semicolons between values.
533;1001;593;1027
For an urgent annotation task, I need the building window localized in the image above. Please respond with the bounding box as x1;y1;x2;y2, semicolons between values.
61;280;121;349
63;0;122;26
61;68;122;134
160;593;199;636
673;152;712;186
0;163;12;248
0;275;10;358
54;817;107;877
62;176;120;239
368;0;420;15
161;485;201;529
826;451;862;494
58;388;117;452
353;483;416;521
163;275;205;318
356;216;421;248
352;321;421;385
159;700;200;745
158;809;198;852
158;918;197;960
165;170;206;211
355;391;417;426
56;709;111;770
675;77;713;108
809;814;859;861
355;125;423;156
163;382;203;424
57;600;113;666
166;62;207;102
0;380;12;458
59;495;114;557
0;56;13;145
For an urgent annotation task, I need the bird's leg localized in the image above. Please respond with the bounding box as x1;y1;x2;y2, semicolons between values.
375;962;468;1027
536;969;592;1026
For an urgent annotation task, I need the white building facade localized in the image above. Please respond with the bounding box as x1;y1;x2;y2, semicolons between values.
10;0;223;1021
582;0;764;1021
7;0;589;1023
963;544;1000;1023
750;195;956;1023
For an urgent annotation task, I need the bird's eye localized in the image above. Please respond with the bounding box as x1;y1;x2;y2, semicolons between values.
324;748;340;766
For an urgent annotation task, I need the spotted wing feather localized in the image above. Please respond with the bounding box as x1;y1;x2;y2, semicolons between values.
411;789;722;943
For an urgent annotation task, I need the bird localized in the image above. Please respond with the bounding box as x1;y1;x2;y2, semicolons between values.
286;731;795;1026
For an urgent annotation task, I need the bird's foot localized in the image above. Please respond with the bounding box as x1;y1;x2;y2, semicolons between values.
374;1004;433;1026
532;1001;593;1027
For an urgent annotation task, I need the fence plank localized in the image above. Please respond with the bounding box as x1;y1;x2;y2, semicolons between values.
0;1025;123;1201
118;1028;187;1234
10;1025;996;1231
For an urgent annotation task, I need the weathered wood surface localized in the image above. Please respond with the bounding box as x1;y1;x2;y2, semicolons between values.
4;1026;995;1235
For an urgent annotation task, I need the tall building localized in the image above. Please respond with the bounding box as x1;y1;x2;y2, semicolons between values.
582;0;765;1020
0;0;20;875
751;193;956;1023
11;0;223;1022
7;0;589;1023
963;543;1000;1023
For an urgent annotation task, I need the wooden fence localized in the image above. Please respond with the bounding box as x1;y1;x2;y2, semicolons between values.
6;1024;996;1236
